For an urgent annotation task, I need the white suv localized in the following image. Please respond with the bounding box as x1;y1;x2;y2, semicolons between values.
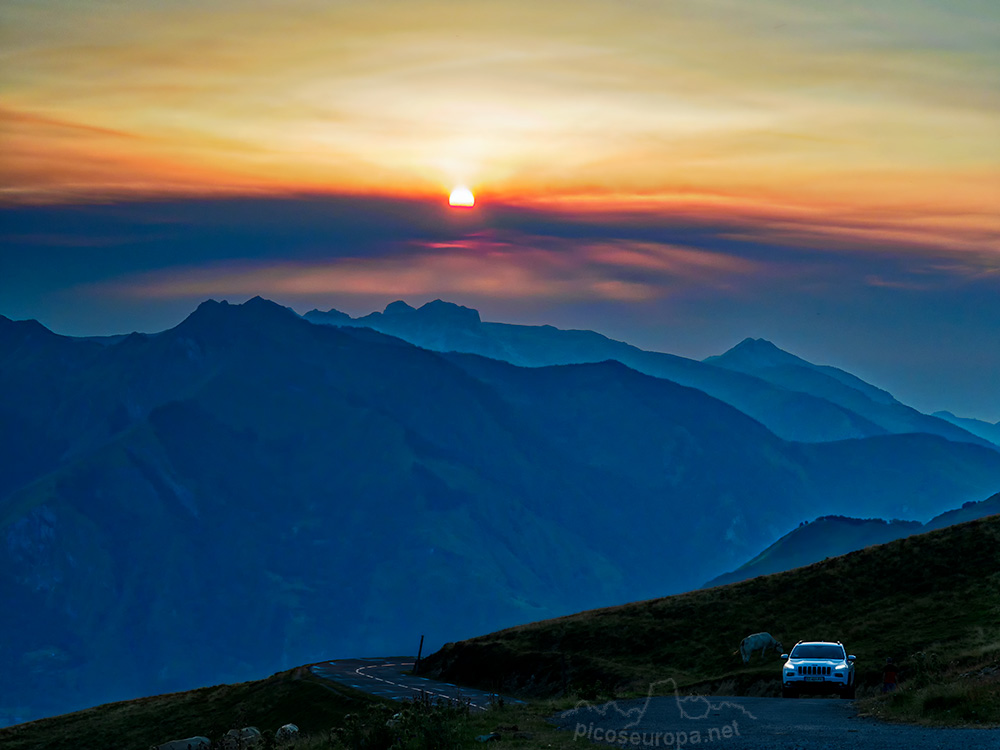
781;641;856;699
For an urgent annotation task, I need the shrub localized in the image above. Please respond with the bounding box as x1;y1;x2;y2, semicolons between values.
330;696;469;750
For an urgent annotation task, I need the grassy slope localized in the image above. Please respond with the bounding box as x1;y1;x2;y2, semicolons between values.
5;517;998;744
0;667;363;750
421;515;1000;716
0;669;592;750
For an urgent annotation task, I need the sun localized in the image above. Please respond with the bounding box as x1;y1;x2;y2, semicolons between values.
448;186;475;208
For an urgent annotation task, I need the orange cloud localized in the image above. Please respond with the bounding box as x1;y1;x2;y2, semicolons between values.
3;0;997;238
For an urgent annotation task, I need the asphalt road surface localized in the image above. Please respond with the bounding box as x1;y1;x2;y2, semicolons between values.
552;693;1000;750
309;657;522;711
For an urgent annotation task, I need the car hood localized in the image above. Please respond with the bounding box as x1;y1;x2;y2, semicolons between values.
787;658;848;667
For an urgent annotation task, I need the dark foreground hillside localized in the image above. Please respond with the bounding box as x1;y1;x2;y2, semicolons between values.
5;516;998;748
421;514;1000;704
0;668;358;750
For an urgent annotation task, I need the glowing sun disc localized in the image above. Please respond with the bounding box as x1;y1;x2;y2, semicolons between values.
448;186;475;207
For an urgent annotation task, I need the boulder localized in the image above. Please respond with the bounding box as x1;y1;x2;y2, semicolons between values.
221;726;262;749
275;723;300;743
152;737;210;750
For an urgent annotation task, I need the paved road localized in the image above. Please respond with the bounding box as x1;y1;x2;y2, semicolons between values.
309;657;522;711
552;693;1000;750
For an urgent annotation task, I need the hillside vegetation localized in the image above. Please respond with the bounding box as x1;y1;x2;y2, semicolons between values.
0;668;360;750
0;671;592;750
422;515;1000;722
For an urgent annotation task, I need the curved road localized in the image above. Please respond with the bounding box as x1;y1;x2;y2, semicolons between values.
311;660;998;748
552;693;1000;750
309;657;522;711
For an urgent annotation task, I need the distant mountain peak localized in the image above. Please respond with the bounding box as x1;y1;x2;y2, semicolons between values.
705;337;806;370
735;337;780;351
243;295;299;316
304;306;352;324
383;300;416;316
180;297;300;334
0;316;61;351
732;338;788;354
417;299;481;326
375;299;482;328
0;315;53;336
194;298;225;311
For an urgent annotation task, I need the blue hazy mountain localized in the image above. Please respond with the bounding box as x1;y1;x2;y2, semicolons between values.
933;410;1000;448
704;337;992;449
4;298;1000;724
704;336;897;404
305;301;989;449
305;302;884;443
704;492;1000;587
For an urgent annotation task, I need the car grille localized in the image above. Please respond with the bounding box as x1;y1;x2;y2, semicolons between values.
798;665;832;675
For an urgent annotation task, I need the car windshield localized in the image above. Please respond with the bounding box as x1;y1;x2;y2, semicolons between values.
791;644;845;660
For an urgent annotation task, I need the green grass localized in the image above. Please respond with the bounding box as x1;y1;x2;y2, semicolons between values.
0;666;365;750
274;697;595;750
421;515;1000;724
858;678;1000;726
855;639;1000;726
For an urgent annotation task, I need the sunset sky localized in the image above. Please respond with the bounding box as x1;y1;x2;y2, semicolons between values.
2;0;999;420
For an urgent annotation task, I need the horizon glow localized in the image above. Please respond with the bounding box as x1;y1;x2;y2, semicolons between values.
1;0;999;420
2;2;997;222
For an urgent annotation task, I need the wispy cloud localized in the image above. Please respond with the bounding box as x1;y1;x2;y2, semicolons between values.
6;191;999;419
87;230;763;304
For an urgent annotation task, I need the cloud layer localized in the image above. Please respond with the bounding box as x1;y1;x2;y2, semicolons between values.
2;2;998;419
3;194;999;421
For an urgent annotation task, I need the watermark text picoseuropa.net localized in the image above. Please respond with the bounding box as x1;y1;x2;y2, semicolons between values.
562;678;755;749
574;719;741;748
